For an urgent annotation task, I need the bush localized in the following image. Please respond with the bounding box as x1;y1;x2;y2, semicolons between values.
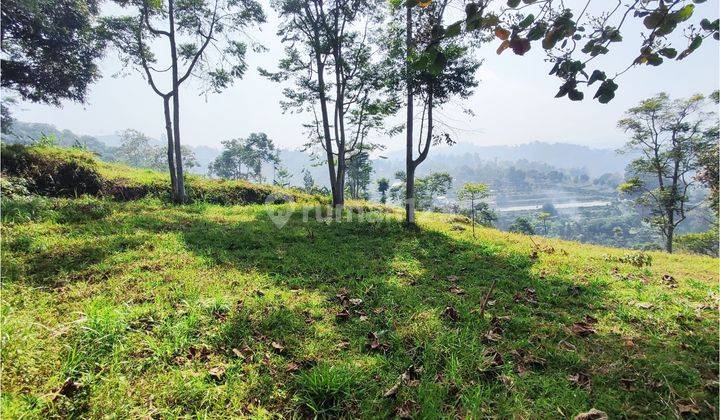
675;230;719;257
0;175;33;198
1;144;103;197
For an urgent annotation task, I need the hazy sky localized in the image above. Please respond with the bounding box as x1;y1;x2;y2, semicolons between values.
11;1;720;152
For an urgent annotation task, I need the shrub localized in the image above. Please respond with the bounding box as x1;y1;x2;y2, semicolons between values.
0;175;33;198
603;252;653;267
675;230;719;257
1;144;103;197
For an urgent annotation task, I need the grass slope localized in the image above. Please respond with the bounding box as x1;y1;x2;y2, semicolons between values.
1;198;718;418
0;144;321;205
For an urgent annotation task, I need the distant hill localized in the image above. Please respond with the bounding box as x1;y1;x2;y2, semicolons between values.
377;141;631;178
2;121;632;185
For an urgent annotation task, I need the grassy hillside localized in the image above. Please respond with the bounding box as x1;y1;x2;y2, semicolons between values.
0;144;322;205
2;194;717;418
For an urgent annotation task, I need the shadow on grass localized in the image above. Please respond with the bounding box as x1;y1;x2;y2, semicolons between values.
10;203;714;418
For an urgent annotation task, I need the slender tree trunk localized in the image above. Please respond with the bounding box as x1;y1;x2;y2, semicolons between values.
336;149;345;212
168;0;185;203
665;207;675;252
314;53;339;206
163;96;178;196
405;2;415;225
471;197;475;238
666;225;674;253
333;33;346;211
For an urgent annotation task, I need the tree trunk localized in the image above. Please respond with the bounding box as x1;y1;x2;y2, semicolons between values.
665;226;674;253
314;52;339;206
471;197;475;238
163;96;178;197
406;165;415;224
336;149;345;209
404;2;415;225
168;0;185;203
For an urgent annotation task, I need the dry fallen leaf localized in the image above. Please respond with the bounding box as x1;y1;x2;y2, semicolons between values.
559;340;577;352
383;381;401;398
271;341;285;353
335;309;350;321
514;287;538;305
348;298;363;306
568;372;591;390
572;321;597;337
449;285;466;295
484;349;504;368
574;408;608;420
676;399;700;416
619;378;636;391
286;362;299;373
442;306;460;323
51;378;80;401
396;400;417;418
208;366;226;381
367;332;386;352
662;274;678;288
483;330;502;343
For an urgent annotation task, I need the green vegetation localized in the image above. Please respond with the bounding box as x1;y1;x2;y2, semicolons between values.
2;192;717;417
0;144;321;205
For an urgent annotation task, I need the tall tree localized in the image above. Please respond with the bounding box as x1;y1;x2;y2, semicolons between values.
376;177;390;204
390;171;452;211
265;0;396;211
116;129;197;172
1;0;107;122
101;0;264;202
273;165;293;188
346;151;373;199
395;0;718;224
695;90;720;219
618;92;712;253
389;0;480;224
458;182;490;237
208;133;279;182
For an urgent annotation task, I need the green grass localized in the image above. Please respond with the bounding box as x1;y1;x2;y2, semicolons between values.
1;197;717;418
0;144;323;205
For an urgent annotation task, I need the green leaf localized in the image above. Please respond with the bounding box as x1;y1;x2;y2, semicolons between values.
593;79;618;104
643;12;664;30
588;70;606;85
445;21;462;38
568;89;584;101
676;4;694;22
519;14;535;29
646;54;663;66
527;22;547;41
658;48;677;59
678;36;703;60
507;0;521;7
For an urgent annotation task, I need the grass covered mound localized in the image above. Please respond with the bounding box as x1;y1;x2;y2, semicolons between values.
0;144;321;204
2;197;718;418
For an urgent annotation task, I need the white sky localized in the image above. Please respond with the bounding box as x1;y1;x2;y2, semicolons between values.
11;1;720;152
